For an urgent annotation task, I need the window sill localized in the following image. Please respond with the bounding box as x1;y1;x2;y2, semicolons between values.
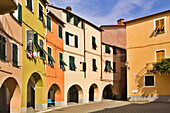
154;32;166;36
13;64;20;68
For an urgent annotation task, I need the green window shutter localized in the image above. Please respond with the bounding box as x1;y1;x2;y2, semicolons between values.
113;62;116;73
0;36;6;60
18;3;22;23
48;47;52;64
47;16;51;31
83;62;86;72
113;48;117;55
105;46;110;54
92;36;97;49
12;43;18;66
74;17;78;26
66;13;70;22
93;59;97;71
75;35;78;48
34;33;38;44
58;25;62;39
69;56;76;71
59;52;63;68
81;21;84;29
65;32;69;45
105;60;109;72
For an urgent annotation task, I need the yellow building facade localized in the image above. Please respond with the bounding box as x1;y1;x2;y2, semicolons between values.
21;0;49;112
125;10;170;102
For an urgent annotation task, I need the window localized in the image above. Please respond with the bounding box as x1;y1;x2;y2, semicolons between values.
13;3;22;23
39;3;44;22
0;34;6;60
120;49;126;62
83;62;86;72
155;18;165;34
69;56;76;71
105;60;112;72
92;36;97;50
105;46;110;54
47;46;52;65
92;59;97;71
65;32;78;48
26;0;33;12
26;30;34;51
58;25;62;39
113;62;116;73
39;39;44;58
113;48;117;55
12;43;18;66
144;75;155;87
74;17;78;26
47;15;51;32
156;50;165;62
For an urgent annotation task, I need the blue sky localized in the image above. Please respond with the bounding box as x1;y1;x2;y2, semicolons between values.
49;0;170;26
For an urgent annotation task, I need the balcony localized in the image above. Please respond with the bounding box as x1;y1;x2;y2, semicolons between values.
0;0;17;15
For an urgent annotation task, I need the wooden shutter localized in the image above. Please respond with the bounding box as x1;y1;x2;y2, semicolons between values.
74;17;78;26
0;35;6;60
105;46;110;54
156;50;165;62
113;62;116;73
113;48;117;55
92;36;97;49
47;16;51;31
66;13;70;22
58;25;62;38
83;62;86;72
18;3;22;23
59;52;63;68
75;35;78;48
81;21;84;29
39;3;43;21
93;59;97;71
12;43;18;65
65;32;69;45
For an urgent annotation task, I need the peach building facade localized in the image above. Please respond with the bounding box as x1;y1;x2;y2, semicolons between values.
125;10;170;102
0;0;22;112
100;19;127;100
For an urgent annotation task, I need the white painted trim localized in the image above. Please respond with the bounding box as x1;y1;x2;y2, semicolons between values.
154;16;166;35
154;49;166;62
59;51;63;69
26;0;34;12
0;33;7;61
144;75;155;87
12;41;19;65
47;45;52;64
47;15;52;32
38;1;43;20
39;37;44;58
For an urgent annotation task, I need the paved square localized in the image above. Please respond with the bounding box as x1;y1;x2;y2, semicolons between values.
39;100;170;113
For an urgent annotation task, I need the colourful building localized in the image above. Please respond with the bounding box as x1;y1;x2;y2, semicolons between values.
21;0;49;112
47;5;114;105
0;0;22;112
46;9;65;107
124;10;170;102
100;19;127;100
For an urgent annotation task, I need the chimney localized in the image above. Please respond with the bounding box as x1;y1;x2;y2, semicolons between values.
66;6;72;12
117;18;124;25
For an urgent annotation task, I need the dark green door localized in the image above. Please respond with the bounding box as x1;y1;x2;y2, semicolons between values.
69;86;78;103
89;86;94;101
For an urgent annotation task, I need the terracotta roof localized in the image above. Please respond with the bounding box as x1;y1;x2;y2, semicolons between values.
48;5;103;32
100;24;125;28
124;10;170;24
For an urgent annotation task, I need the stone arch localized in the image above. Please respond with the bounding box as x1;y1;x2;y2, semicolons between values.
0;77;21;113
47;84;61;107
89;83;99;101
27;72;44;109
102;84;113;100
67;84;83;103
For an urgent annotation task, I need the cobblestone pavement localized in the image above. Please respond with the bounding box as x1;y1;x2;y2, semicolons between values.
39;100;170;113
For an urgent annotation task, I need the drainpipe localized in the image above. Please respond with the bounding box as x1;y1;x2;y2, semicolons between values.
100;31;102;80
84;23;86;78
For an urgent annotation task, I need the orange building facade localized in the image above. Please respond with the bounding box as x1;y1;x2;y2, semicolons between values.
46;11;65;106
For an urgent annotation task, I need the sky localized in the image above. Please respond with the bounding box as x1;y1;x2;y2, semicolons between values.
49;0;170;26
